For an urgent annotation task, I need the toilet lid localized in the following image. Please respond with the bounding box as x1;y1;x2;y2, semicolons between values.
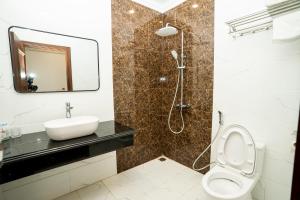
217;124;255;174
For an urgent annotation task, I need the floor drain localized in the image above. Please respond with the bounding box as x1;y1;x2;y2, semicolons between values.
159;157;166;162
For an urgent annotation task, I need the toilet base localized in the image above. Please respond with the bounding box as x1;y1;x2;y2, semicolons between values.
203;192;253;200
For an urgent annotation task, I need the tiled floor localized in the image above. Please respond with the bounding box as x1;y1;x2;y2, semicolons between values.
56;156;207;200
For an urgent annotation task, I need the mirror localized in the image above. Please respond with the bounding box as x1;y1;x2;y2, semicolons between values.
8;26;100;93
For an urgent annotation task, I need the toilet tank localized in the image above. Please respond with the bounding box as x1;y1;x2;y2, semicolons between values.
254;142;266;177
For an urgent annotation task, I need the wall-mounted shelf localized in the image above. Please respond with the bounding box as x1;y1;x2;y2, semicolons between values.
226;0;300;38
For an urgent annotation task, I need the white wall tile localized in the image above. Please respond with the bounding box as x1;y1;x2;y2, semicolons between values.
0;1;116;198
252;180;266;200
213;0;299;200
262;156;294;187
264;179;292;200
0;0;114;134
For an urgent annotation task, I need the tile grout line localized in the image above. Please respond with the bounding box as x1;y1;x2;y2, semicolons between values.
100;180;120;200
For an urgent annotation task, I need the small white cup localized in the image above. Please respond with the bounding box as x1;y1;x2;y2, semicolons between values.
9;127;22;138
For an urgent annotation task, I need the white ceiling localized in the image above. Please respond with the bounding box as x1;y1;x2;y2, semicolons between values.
131;0;186;13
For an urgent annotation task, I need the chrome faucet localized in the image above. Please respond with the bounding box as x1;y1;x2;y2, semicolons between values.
65;102;74;118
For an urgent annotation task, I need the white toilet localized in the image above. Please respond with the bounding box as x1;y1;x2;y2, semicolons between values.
202;124;265;200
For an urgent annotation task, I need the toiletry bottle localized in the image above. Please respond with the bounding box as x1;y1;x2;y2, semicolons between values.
0;122;9;141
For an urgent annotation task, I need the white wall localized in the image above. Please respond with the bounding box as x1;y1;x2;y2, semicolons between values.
0;0;116;199
0;0;114;134
213;0;300;200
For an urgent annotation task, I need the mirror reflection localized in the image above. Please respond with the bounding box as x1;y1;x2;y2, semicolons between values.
9;27;100;93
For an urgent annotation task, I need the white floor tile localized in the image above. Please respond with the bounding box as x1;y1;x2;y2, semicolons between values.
62;157;206;200
78;182;116;200
103;172;154;200
176;183;207;200
162;171;202;195
103;157;204;200
146;187;181;200
55;192;80;200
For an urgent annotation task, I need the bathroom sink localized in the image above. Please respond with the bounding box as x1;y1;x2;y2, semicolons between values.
44;116;99;141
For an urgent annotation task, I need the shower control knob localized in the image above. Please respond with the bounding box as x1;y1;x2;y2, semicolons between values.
159;77;167;82
176;104;191;110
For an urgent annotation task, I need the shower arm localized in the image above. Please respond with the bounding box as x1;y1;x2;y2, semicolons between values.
165;23;182;30
164;23;185;68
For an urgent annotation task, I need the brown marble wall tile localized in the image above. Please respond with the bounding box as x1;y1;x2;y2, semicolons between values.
149;89;162;115
160;0;214;173
113;0;214;173
112;0;164;172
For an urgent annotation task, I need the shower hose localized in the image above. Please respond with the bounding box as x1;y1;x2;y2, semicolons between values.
192;111;224;171
167;68;185;134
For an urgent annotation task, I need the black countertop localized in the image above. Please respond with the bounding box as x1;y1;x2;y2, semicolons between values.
0;121;134;184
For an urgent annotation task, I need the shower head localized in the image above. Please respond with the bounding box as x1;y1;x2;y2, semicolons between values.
155;24;178;37
171;50;178;60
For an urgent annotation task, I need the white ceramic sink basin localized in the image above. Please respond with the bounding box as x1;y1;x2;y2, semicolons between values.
44;116;99;141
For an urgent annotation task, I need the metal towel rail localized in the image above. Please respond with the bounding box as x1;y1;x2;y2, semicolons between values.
226;0;300;38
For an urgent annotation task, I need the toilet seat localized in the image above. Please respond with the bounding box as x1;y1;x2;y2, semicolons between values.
208;173;242;196
217;125;256;175
202;124;263;200
202;165;255;200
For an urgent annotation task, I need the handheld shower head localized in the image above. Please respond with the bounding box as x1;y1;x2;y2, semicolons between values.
171;50;181;69
171;50;178;60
